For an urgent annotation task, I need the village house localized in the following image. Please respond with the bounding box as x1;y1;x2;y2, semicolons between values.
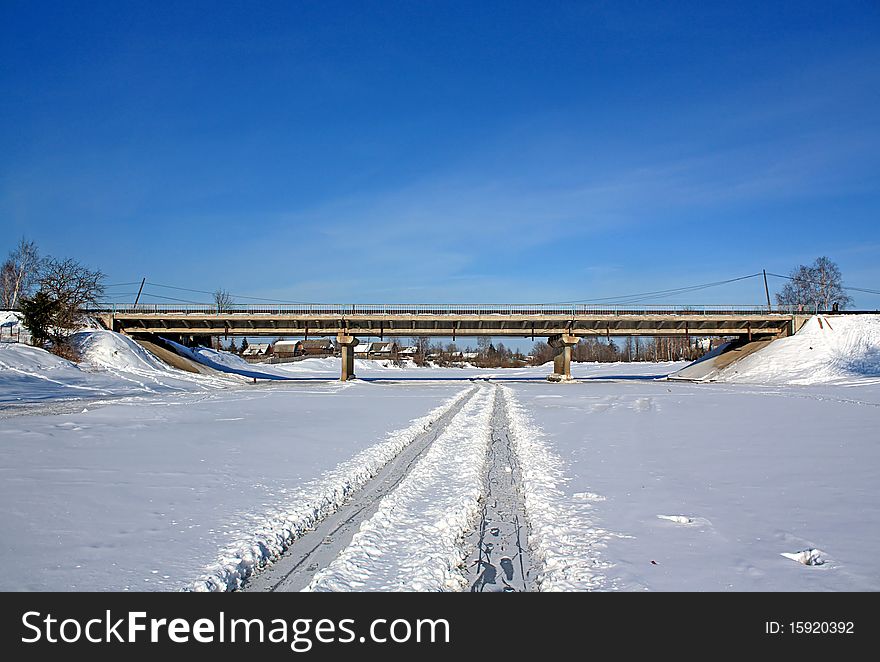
272;340;298;358
295;338;334;357
241;343;271;361
397;345;418;360
354;341;399;360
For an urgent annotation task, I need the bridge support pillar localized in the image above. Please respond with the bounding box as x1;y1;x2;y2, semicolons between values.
337;334;359;381
547;334;578;382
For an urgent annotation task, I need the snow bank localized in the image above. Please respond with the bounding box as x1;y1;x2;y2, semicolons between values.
0;342;120;403
186;385;475;591
73;330;176;373
73;330;234;392
0;331;230;405
307;384;495;592
710;315;880;385
0;342;93;384
500;385;612;590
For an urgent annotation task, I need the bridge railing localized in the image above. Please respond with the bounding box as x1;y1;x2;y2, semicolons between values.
91;303;809;316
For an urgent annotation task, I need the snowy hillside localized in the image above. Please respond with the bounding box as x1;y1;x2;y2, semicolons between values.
0;330;230;406
705;314;880;385
74;330;184;373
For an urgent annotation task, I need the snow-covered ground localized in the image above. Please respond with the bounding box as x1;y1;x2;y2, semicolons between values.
504;379;880;591
0;379;469;590
256;355;680;381
1;317;878;591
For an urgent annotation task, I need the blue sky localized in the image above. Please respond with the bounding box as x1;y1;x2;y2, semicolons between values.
2;1;879;308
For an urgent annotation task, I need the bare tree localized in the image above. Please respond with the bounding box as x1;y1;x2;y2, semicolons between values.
775;256;853;311
411;336;430;365
529;341;555;366
39;257;106;338
1;237;41;309
213;288;234;312
0;261;14;308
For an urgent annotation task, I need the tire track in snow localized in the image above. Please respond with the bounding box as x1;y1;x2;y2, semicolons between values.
244;384;480;592
303;383;497;591
463;385;534;592
500;384;615;591
187;385;476;591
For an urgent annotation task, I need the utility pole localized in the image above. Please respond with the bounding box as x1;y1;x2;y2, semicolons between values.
134;278;146;307
763;270;771;311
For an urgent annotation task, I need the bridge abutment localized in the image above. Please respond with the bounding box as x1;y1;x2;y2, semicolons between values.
547;334;578;382
337;334;359;381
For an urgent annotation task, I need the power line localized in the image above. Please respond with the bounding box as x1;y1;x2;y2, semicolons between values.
144;281;316;304
102;271;877;306
544;273;764;305
100;291;205;304
139;292;204;304
765;272;880;296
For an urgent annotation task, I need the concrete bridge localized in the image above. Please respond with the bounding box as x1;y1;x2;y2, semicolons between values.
95;304;810;382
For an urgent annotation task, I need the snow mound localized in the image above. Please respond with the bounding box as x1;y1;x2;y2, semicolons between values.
0;342;85;375
0;331;233;405
691;315;880;385
573;492;606;501
0;342;120;404
781;548;827;566
657;515;693;524
72;330;173;373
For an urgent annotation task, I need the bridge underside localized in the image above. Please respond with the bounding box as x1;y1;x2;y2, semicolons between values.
102;313;792;339
100;311;795;382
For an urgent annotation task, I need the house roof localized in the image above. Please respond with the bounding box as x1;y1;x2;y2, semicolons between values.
299;338;333;349
370;342;396;353
354;341;396;353
242;343;270;356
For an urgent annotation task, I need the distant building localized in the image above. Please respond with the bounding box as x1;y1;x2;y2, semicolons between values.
242;343;271;358
272;340;299;358
355;341;399;359
295;338;334;357
270;339;334;358
0;311;28;344
398;345;418;360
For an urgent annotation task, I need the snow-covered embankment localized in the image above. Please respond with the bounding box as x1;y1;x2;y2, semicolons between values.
672;314;880;385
